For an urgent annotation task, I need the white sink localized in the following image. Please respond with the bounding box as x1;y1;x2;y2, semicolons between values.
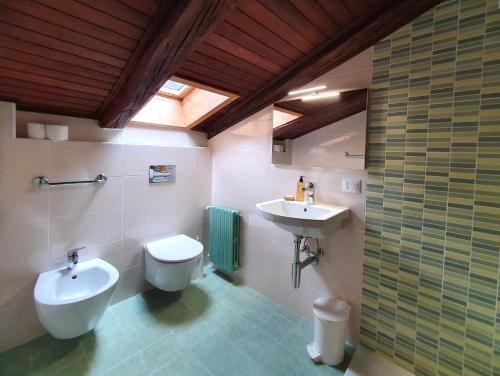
256;199;349;238
34;258;119;339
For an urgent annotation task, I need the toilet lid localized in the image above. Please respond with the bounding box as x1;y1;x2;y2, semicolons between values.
146;234;203;263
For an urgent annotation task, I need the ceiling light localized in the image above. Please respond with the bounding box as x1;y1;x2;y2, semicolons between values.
288;85;327;96
301;91;340;101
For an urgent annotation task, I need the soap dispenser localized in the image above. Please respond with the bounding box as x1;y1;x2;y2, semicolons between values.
296;176;305;201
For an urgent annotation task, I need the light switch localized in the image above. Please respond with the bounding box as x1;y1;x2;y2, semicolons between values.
342;178;362;193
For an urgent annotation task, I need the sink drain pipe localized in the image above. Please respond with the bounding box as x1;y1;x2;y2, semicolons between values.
292;235;322;288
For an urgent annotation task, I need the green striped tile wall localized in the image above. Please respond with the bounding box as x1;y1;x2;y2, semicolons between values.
362;1;500;375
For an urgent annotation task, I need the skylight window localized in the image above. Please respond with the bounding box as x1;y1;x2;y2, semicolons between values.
132;76;239;129
159;80;190;97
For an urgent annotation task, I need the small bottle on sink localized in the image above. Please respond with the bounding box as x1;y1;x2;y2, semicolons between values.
296;176;305;201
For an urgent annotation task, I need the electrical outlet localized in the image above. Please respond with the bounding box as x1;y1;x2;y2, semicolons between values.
342;178;362;193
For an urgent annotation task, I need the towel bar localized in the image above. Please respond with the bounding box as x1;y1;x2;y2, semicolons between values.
32;174;107;188
344;152;365;159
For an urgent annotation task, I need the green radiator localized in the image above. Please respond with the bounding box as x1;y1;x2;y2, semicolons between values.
208;206;240;272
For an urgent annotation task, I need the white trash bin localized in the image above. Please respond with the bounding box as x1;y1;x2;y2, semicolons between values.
307;296;351;366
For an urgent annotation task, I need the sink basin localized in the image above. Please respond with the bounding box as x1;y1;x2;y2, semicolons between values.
255;199;349;238
34;258;119;339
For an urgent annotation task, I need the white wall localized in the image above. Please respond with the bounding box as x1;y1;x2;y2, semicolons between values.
0;101;15;139
0;138;212;352
1;103;366;350
292;110;367;170
210;107;366;344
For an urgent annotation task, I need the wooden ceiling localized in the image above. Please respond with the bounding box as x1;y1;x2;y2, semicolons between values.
0;0;441;136
273;89;368;140
0;0;162;118
187;0;441;137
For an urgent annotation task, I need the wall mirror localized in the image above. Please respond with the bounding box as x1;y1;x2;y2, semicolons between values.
271;48;373;170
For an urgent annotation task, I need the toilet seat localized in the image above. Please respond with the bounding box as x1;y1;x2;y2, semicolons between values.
146;234;203;263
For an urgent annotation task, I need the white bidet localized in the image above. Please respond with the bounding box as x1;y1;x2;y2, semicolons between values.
34;258;119;339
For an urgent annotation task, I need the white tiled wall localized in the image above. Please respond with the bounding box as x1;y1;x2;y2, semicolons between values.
0;101;15;139
292;110;367;170
210;107;366;345
0;139;212;351
1;104;366;351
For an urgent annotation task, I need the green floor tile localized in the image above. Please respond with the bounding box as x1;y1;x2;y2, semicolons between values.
82;335;145;375
1;268;355;376
140;336;184;372
232;325;280;362
189;331;256;376
253;346;304;376
150;351;211;376
257;311;298;342
102;354;147;376
31;340;87;376
219;314;259;343
0;344;32;376
29;335;82;362
109;295;148;320
80;319;125;355
279;319;314;358
179;285;213;314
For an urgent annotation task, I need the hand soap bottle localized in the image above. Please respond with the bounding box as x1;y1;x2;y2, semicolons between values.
296;176;305;201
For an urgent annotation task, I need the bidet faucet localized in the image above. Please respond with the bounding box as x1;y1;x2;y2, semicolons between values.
306;182;315;204
67;247;85;270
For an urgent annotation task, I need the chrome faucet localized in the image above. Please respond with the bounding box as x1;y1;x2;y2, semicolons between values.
306;182;315;204
67;247;85;270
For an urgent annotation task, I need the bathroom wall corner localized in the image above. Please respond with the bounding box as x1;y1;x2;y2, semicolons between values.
0;101;16;139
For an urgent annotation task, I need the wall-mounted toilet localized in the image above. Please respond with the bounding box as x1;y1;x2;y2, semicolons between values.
145;234;204;291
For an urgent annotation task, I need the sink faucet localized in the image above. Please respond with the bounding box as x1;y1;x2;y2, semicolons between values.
67;247;85;270
306;182;315;204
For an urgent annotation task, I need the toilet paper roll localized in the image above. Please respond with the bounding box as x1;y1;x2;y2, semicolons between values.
46;124;69;141
27;123;46;139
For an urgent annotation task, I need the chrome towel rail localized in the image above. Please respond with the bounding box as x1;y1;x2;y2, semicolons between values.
32;174;107;188
344;152;365;159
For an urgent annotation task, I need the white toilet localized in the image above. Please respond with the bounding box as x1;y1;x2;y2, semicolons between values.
145;234;204;291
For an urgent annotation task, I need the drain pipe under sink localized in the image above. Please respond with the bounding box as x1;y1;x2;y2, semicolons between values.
292;235;323;288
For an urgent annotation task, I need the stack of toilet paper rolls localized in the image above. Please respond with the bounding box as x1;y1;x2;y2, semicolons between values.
27;123;68;141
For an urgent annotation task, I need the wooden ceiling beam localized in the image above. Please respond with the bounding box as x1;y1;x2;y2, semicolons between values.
15;102;97;119
98;0;237;129
194;0;441;138
273;89;368;140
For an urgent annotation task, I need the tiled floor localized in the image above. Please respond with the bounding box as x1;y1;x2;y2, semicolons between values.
0;268;354;376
